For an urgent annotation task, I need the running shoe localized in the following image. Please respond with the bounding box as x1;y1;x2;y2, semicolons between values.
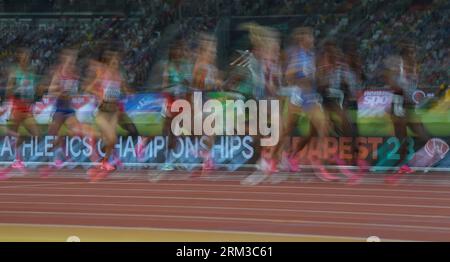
200;151;215;171
279;152;291;172
288;156;300;172
202;157;215;171
357;159;370;172
100;161;116;171
258;157;277;174
135;140;146;161
160;162;175;171
53;159;65;169
311;160;339;182
11;160;25;170
333;156;356;178
112;155;124;169
385;165;413;185
241;157;275;186
397;164;413;174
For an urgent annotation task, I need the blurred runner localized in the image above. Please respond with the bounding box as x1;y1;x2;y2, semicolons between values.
85;50;130;175
227;24;283;185
275;27;334;182
339;37;370;184
159;40;193;171
315;39;367;183
5;48;40;170
45;49;87;169
191;33;223;172
384;43;432;184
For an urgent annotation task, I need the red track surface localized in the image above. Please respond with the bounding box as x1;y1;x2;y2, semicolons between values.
1;170;450;241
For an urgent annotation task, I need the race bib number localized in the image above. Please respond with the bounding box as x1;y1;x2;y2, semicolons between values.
103;81;121;101
61;79;79;94
17;80;35;99
328;88;345;107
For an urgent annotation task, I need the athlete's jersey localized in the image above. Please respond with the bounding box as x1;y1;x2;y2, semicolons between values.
166;65;184;86
59;76;79;96
319;62;359;106
92;68;124;113
192;63;217;91
286;47;321;109
102;79;122;102
12;67;36;101
396;58;418;104
286;47;316;81
263;60;282;98
164;60;193;94
233;53;267;100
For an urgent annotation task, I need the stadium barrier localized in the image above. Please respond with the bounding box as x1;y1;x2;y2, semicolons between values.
0;89;448;169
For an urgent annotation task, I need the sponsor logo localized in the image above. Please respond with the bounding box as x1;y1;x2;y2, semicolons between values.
425;138;449;159
412;90;426;104
169;92;280;147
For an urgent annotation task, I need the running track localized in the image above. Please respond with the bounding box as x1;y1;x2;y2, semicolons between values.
0;169;450;241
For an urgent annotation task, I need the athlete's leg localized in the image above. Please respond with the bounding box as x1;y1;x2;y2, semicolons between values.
406;110;430;145
96;111;118;170
273;102;301;158
47;112;67;162
22;114;40;137
391;113;409;166
9;112;24;166
118;110;139;138
11;112;39;169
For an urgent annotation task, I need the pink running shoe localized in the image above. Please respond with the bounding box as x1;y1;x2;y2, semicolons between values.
88;167;105;183
346;159;370;186
357;159;370;172
333;156;356;178
258;157;277;174
135;141;145;161
11;160;25;170
112;155;124;169
288;156;300;172
202;157;215;171
385;165;413;185
54;159;64;169
200;151;216;171
279;153;291;172
311;160;339;182
100;161;116;171
280;152;300;172
398;165;413;174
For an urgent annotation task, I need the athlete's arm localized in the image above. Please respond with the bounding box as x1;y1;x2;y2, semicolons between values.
5;69;16;99
47;71;61;96
162;64;169;89
83;77;101;99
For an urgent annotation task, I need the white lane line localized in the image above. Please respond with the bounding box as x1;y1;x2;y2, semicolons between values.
0;182;87;189
0;192;449;209
3;180;450;195
6;175;450;186
1;210;450;232
0;200;449;220
2;186;450;201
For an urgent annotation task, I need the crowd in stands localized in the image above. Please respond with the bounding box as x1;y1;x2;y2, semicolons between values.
0;0;447;92
180;0;447;87
246;0;448;87
0;1;182;90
